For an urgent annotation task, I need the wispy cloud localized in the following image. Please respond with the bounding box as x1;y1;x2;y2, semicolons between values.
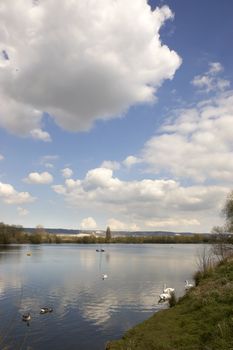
40;155;59;168
191;62;230;93
61;168;73;179
17;207;29;216
123;156;141;168
142;90;233;182
30;128;52;142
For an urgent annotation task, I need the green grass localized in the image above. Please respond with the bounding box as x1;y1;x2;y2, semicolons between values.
106;258;233;350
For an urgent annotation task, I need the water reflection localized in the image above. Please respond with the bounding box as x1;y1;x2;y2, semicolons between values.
0;244;204;350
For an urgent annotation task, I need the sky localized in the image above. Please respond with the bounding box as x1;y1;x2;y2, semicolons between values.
0;0;233;232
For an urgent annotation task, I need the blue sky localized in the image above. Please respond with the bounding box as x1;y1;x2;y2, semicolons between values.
0;0;233;232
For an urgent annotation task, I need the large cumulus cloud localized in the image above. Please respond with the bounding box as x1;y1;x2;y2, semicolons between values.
52;167;228;231
0;0;181;138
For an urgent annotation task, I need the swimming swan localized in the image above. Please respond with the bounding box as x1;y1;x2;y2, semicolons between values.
185;280;193;290
102;274;108;280
159;292;171;302
163;284;175;294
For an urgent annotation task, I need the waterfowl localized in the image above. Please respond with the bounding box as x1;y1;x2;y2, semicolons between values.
26;253;31;256
22;313;31;321
40;307;53;314
185;280;193;290
102;274;108;280
163;284;175;294
101;249;105;252
158;292;171;303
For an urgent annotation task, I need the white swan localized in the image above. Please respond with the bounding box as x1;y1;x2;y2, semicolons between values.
159;292;171;302
102;274;108;280
185;280;193;290
163;284;175;294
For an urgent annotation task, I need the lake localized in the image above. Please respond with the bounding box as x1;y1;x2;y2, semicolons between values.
0;244;204;349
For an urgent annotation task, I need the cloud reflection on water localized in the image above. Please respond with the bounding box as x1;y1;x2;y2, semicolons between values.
0;244;202;349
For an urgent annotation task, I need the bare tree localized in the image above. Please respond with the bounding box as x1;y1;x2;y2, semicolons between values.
211;191;233;261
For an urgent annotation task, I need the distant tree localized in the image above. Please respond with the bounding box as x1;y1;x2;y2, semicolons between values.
29;224;44;244
35;225;46;236
105;226;111;242
55;235;62;244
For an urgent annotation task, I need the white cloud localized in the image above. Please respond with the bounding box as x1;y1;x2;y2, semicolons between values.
142;90;233;183
52;167;228;232
0;1;181;137
123;155;141;168
80;217;97;230
30;128;51;142
0;154;4;160
144;218;200;228
17;206;29;216
24;171;53;184
208;62;223;75
0;182;35;204
61;167;73;179
100;161;120;171
40;155;58;167
107;218;140;231
192;62;230;93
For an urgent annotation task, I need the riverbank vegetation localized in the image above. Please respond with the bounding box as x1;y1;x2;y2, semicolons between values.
1;222;233;245
106;191;233;350
0;222;62;244
1;221;232;245
106;256;233;350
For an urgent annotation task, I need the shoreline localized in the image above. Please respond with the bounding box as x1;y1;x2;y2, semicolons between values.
105;258;233;350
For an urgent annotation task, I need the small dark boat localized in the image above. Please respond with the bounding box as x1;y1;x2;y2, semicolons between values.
40;307;53;314
22;312;31;322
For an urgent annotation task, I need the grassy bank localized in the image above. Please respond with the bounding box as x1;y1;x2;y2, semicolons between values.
106;258;233;350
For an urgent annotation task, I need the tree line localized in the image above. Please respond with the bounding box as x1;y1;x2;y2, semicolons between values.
0;222;230;245
0;223;62;244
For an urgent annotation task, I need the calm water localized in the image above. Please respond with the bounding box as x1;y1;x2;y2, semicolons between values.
0;244;204;350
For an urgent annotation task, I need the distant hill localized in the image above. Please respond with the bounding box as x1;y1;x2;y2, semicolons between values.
24;228;81;235
24;228;209;236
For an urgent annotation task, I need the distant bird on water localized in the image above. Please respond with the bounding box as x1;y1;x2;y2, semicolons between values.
40;307;53;314
22;312;31;322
